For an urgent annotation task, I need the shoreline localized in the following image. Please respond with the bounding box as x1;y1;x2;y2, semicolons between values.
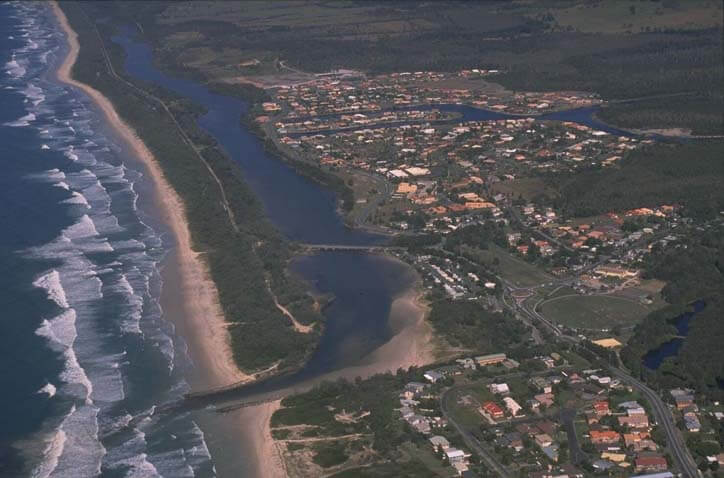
51;6;285;477
260;276;436;476
51;3;250;391
52;6;436;476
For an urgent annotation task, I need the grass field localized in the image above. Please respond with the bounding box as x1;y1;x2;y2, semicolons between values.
491;178;553;202
397;443;456;478
540;0;722;34
540;294;655;330
463;245;553;288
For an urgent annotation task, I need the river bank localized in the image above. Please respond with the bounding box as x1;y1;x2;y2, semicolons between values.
51;3;250;391
254;275;435;477
55;8;441;476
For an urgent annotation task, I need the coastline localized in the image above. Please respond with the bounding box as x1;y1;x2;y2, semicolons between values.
50;6;289;477
51;6;436;477
51;2;250;391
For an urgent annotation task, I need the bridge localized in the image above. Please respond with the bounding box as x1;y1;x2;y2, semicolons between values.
299;243;404;252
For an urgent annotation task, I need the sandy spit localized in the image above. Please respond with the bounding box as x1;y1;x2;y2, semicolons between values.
51;2;251;390
50;6;293;476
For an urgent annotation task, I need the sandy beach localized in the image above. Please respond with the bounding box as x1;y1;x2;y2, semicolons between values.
51;3;250;391
52;6;436;477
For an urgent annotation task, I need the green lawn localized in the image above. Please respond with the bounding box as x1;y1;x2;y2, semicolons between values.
540;294;654;330
463;245;553;288
398;443;457;478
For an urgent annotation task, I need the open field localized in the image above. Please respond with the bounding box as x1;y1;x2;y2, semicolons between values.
540;294;656;331
491;178;553;202
397;443;457;478
86;0;721;135
463;245;553;288
534;0;723;34
444;387;488;429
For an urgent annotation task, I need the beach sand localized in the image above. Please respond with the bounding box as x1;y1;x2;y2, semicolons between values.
49;5;296;476
51;2;250;391
252;284;435;477
322;284;434;381
52;6;436;477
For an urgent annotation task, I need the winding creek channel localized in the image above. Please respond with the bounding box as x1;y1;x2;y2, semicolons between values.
109;27;675;476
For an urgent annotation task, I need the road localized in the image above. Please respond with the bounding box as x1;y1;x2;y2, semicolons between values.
83;8;240;233
510;291;699;477
440;387;512;478
559;408;587;465
607;367;700;478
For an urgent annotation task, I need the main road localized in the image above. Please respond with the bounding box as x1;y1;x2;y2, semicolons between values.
508;286;700;478
607;367;700;478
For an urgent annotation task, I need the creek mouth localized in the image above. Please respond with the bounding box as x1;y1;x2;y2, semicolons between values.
110;29;424;397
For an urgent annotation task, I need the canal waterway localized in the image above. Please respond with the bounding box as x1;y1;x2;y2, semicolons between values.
109;26;670;477
109;28;433;477
285;103;643;138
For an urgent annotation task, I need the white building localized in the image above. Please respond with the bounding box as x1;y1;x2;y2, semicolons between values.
503;397;523;416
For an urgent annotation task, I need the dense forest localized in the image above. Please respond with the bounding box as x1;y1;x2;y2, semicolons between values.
597;94;723;136
74;1;722;135
60;2;324;373
553;140;724;220
621;225;724;400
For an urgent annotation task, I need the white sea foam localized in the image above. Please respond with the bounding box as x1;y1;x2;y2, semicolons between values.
35;309;93;402
23;83;44;105
41;144;50;150
4;57;26;77
39;169;65;181
63;146;78;162
116;274;144;335
64;214;99;240
5;111;35;127
37;383;57;398
31;426;66;478
61;191;90;208
87;351;126;403
47;404;105;478
33;270;69;309
54;181;70;191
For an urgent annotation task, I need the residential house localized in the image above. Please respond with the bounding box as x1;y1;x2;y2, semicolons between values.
618;414;650;430
590;430;621;445
503;397;523;417
429;435;450;451
475;353;506;366
635;455;668;473
489;383;510;395
445;448;465;464
481;401;504;420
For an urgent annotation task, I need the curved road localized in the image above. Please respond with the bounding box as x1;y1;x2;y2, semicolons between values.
513;298;699;477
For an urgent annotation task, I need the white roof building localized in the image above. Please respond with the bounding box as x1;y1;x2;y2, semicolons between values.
489;383;510;395
445;448;465;463
503;397;523;416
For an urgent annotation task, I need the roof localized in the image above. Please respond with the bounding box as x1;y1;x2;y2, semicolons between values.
429;435;449;447
630;473;674;478
482;401;504;414
592;338;623;348
445;448;465;458
636;456;667;466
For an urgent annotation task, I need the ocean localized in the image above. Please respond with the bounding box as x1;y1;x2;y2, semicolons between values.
0;3;217;477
